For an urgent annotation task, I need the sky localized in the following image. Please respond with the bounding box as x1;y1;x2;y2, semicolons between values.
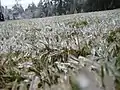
1;0;40;9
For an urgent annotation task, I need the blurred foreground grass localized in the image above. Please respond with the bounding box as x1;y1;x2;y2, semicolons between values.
0;27;120;90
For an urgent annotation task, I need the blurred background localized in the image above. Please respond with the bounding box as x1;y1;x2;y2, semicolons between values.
0;0;120;20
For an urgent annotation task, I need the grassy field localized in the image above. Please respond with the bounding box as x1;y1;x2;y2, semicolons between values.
0;9;120;90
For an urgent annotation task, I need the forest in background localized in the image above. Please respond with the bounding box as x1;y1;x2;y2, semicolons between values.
0;0;120;20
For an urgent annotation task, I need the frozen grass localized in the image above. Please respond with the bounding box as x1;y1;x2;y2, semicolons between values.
0;9;120;90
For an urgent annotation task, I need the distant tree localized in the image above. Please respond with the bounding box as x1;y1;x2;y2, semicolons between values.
52;0;57;15
52;0;81;15
7;9;13;20
64;0;84;13
35;0;45;18
38;0;43;7
27;2;37;18
43;2;48;16
47;1;54;16
52;0;66;15
4;6;9;20
82;0;120;12
12;0;25;20
0;12;5;21
28;2;36;10
12;4;24;14
57;0;63;15
42;1;54;16
24;8;33;18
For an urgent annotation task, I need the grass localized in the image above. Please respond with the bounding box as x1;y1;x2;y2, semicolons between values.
0;9;120;89
0;25;120;90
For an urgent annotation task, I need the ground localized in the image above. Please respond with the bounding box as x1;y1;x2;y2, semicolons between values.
0;9;120;90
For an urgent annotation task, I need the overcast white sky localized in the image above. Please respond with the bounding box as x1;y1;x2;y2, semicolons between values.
1;0;40;9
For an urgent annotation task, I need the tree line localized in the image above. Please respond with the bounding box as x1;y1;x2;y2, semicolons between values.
0;0;120;20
